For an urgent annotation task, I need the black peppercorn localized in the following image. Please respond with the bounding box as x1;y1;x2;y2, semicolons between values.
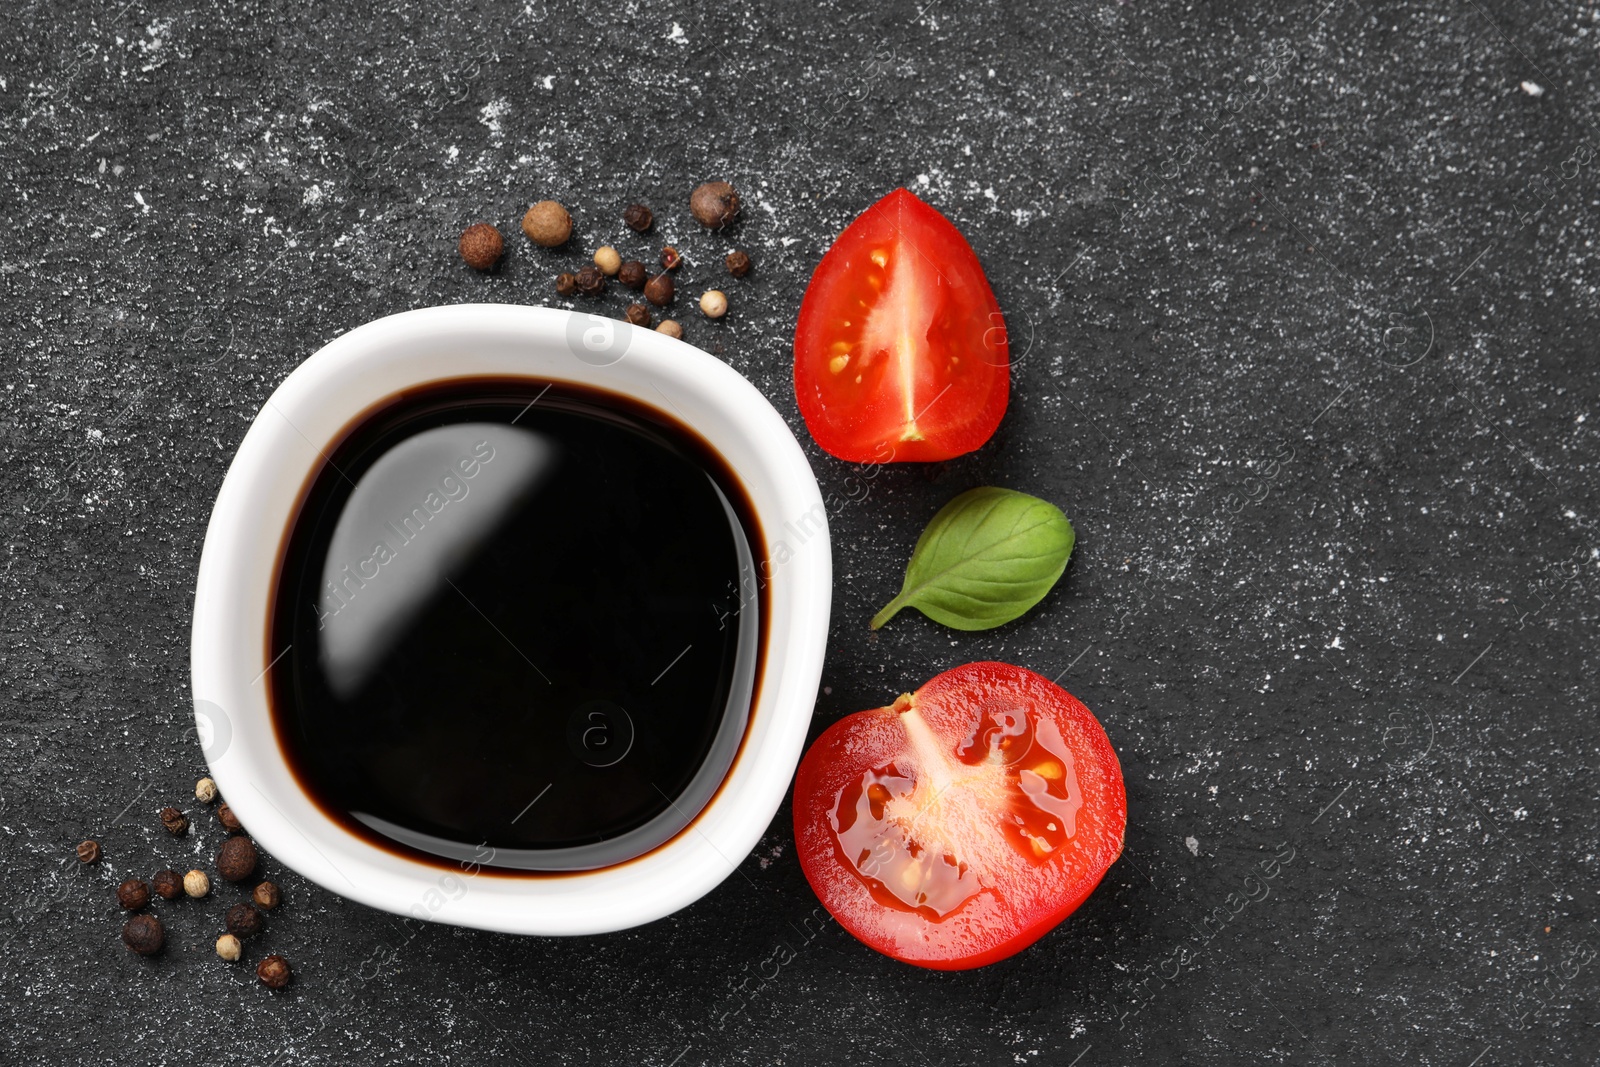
644;273;675;308
555;272;578;298
152;870;183;901
624;303;652;327
574;266;605;296
725;249;752;278
622;203;653;232
252;881;281;910
660;245;683;271
618;260;647;289
257;954;292;989
226;901;264;939
117;878;150;911
159;806;189;836
216;802;242;833
122;913;164;956
76;840;101;864
217;836;257;883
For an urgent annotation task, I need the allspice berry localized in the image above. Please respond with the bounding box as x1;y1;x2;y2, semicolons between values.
217;836;257;883
622;203;653;232
690;181;740;229
656;320;684;340
574;265;606;296
618;260;647;289
458;223;504;271
257;954;292;990
643;272;675;308
594;245;622;276
160;806;189;836
117;878;150;911
216;802;242;833
195;777;218;804
521;200;572;247
725;249;752;278
623;303;652;327
555;272;578;297
152;870;183;901
252;881;281;910
75;840;101;864
122;913;164;956
226;902;265;939
699;290;729;319
216;933;242;962
183;869;211;898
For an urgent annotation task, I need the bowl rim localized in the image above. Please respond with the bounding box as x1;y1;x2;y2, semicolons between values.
190;303;831;935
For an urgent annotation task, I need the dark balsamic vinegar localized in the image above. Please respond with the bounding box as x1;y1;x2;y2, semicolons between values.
269;379;763;872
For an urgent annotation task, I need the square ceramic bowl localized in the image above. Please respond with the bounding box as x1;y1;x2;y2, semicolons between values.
190;304;831;935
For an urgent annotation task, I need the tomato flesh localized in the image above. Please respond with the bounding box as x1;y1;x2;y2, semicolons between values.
794;189;1009;463
793;662;1125;969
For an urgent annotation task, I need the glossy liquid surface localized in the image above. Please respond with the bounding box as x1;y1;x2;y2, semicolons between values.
270;380;760;871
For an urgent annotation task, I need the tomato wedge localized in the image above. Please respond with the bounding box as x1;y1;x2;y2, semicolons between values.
794;189;1009;463
793;662;1125;969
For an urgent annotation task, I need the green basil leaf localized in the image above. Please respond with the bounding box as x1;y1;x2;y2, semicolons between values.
870;487;1075;631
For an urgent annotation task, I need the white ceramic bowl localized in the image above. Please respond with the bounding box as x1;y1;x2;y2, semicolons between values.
190;304;831;935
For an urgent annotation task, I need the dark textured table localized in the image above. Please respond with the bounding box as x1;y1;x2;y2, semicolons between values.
3;1;1597;1063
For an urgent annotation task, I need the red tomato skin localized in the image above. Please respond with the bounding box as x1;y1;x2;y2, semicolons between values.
793;662;1126;970
793;189;1010;464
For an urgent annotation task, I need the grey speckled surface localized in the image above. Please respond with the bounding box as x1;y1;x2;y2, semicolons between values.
3;0;1598;1063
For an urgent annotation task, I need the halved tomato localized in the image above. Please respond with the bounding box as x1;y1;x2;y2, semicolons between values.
794;189;1009;463
793;662;1125;969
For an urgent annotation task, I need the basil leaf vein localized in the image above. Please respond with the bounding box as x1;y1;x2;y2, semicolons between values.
870;486;1075;631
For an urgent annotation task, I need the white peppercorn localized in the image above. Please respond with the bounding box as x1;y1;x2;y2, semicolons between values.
699;290;729;319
